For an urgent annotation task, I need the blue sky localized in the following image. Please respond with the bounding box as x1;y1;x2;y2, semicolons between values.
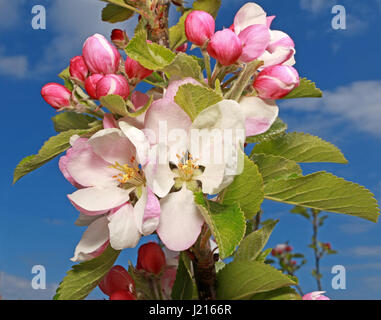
1;0;381;300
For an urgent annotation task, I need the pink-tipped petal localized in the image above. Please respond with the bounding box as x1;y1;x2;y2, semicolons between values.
157;187;204;251
234;3;267;35
238;24;271;63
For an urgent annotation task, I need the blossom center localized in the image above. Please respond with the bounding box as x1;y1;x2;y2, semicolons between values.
110;157;145;187
176;153;199;181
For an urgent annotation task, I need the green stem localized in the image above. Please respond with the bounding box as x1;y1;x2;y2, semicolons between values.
225;60;263;101
202;49;213;87
312;209;323;291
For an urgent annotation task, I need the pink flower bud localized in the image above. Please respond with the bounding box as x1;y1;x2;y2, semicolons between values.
84;74;104;99
137;242;166;274
302;291;330;300
253;65;300;99
96;74;130;99
238;24;271;63
82;34;121;75
266;15;276;28
125;57;153;81
207;29;243;66
176;42;188;53
111;29;129;49
285;245;293;252
99;265;135;297
185;10;215;46
41;83;71;109
69;56;89;83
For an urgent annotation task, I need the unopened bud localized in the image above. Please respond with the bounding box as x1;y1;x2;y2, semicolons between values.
111;29;129;49
253;65;300;99
99;265;135;296
207;29;242;66
41;83;71;109
185;10;215;46
82;34;121;75
84;74;104;99
69;56;89;84
96;74;130;99
137;242;166;275
109;290;136;300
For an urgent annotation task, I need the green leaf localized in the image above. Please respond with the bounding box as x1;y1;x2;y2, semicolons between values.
100;94;128;116
13;129;93;184
102;3;134;23
193;0;221;18
251;287;302;300
144;72;168;88
52;112;99;132
252;132;348;164
235;220;278;262
223;154;264;219
174;83;222;120
195;193;246;259
169;10;191;50
125;30;175;70
290;205;310;219
58;66;74;91
171;254;194;300
162;52;203;81
252;153;302;184
54;245;120;300
256;248;272;263
216;260;296;300
246;118;287;144
282;78;322;99
264;172;380;223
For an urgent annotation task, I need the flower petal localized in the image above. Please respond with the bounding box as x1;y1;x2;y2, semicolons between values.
108;203;141;250
66;140;119;188
164;78;201;101
74;213;104;226
144;98;192;145
145;144;176;198
239;96;279;137
71;216;110;262
134;187;161;236
197;164;225;195
234;2;267;35
68;186;133;214
88;128;136;165
119;121;151;166
157;187;204;251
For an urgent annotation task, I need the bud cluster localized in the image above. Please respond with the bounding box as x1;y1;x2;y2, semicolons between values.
41;30;153;110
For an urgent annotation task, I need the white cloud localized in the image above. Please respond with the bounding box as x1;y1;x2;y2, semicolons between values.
280;81;381;136
299;0;335;13
350;246;381;257
0;48;28;78
0;272;58;300
0;0;25;29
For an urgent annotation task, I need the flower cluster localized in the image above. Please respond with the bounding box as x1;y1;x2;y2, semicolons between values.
38;2;303;264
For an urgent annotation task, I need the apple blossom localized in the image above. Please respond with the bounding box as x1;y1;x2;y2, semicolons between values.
65;122;161;260
125;57;153;81
207;29;242;66
233;2;267;35
85;74;103;99
111;29;128;49
41;83;71;109
253;65;300;99
69;56;89;84
96;74;130;99
137;242;166;274
302;291;330;300
99;265;135;296
82;34;121;75
143;94;246;251
185;10;215;46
